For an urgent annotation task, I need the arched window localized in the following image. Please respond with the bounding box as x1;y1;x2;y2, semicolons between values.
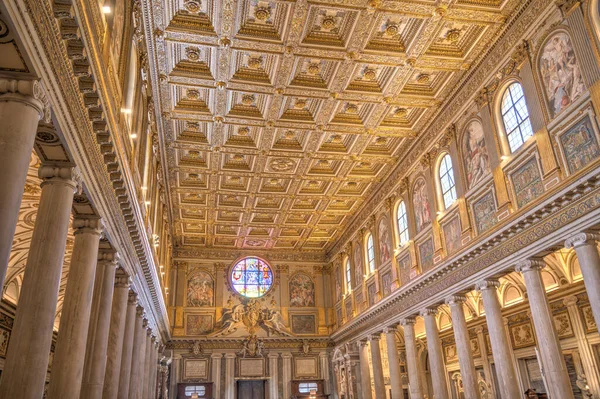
439;154;457;209
501;82;533;153
345;259;352;293
366;233;375;273
396;201;409;245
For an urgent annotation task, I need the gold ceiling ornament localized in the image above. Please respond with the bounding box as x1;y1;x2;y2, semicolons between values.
362;68;377;81
188;150;201;158
213;115;224;123
394;107;408;118
247;56;262;69
183;0;201;13
237;127;250;136
405;58;417;67
219;37;231;47
232;154;245;161
307;63;321;75
384;23;400;37
186;89;200;100
417;73;431;84
330;134;343;144
241;94;255;105
294;99;307;109
269;158;295;172
345;103;359;114
308;180;319;188
445;29;461;43
375;136;388;145
283;130;296;139
185;46;200;61
321;15;337;30
254;6;271;21
274;87;284;95
215;81;226;90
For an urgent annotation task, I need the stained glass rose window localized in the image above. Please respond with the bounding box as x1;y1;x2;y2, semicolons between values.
230;257;273;298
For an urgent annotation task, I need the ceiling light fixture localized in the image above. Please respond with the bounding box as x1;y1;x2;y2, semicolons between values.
102;5;111;14
121;108;131;114
130;133;138;139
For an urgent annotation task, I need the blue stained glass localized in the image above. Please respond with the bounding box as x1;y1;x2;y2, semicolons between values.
230;257;273;298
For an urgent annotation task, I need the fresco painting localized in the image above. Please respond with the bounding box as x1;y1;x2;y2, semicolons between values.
462;120;490;189
413;177;432;233
289;273;316;307
443;216;461;255
378;218;392;264
186;271;214;307
559;115;600;174
472;191;498;234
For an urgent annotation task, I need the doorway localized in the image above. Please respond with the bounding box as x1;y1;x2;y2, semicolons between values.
237;380;265;399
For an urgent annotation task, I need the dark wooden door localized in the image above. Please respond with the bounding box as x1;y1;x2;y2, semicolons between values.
237;380;265;399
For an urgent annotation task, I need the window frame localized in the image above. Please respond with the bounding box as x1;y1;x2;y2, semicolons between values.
396;200;409;245
366;233;376;273
499;81;534;154
345;258;352;294
438;153;458;210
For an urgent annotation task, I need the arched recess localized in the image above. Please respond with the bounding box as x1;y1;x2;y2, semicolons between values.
459;117;491;191
499;281;524;307
412;176;433;233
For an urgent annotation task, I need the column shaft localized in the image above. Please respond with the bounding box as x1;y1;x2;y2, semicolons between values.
0;79;43;289
282;353;292;399
224;353;235;399
566;233;600;328
422;308;450;399
358;342;373;399
211;354;222;399
128;314;148;399
477;280;521;399
446;296;480;399
102;269;131;399
401;319;424;399
384;327;404;399
142;331;154;399
117;292;138;399
369;335;386;399
0;165;78;399
517;260;575;399
268;354;279;399
82;250;119;399
47;217;103;399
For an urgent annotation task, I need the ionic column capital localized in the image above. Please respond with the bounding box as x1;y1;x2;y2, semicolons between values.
211;352;223;359
267;353;279;359
98;249;120;267
515;258;546;273
358;339;369;348
142;318;149;328
445;295;467;306
563;295;579;307
399;317;416;326
420;307;438;317
475;279;500;292
474;325;485;334
383;325;398;334
367;333;381;342
114;267;130;288
72;216;103;236
38;164;81;192
565;232;600;249
128;290;139;305
136;305;145;318
0;78;46;118
146;328;153;337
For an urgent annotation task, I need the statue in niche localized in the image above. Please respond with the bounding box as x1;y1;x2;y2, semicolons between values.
239;334;264;358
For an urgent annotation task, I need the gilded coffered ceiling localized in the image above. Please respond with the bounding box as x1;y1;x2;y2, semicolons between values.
145;0;524;254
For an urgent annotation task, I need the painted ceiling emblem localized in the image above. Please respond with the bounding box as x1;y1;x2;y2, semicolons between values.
185;47;200;61
183;0;201;13
254;6;271;22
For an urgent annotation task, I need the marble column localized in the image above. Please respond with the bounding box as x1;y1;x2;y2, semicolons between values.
565;232;600;328
224;353;236;399
0;164;79;399
563;295;600;397
476;280;521;399
474;326;496;397
129;313;148;399
102;268;131;399
150;342;160;399
358;341;373;399
319;351;331;394
142;331;154;399
47;216;103;399
211;353;222;399
384;326;404;399
0;79;44;290
117;291;138;399
421;308;450;399
282;352;292;399
368;334;386;399
268;353;279;399
82;249;119;399
516;259;575;399
400;318;424;399
446;296;480;399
